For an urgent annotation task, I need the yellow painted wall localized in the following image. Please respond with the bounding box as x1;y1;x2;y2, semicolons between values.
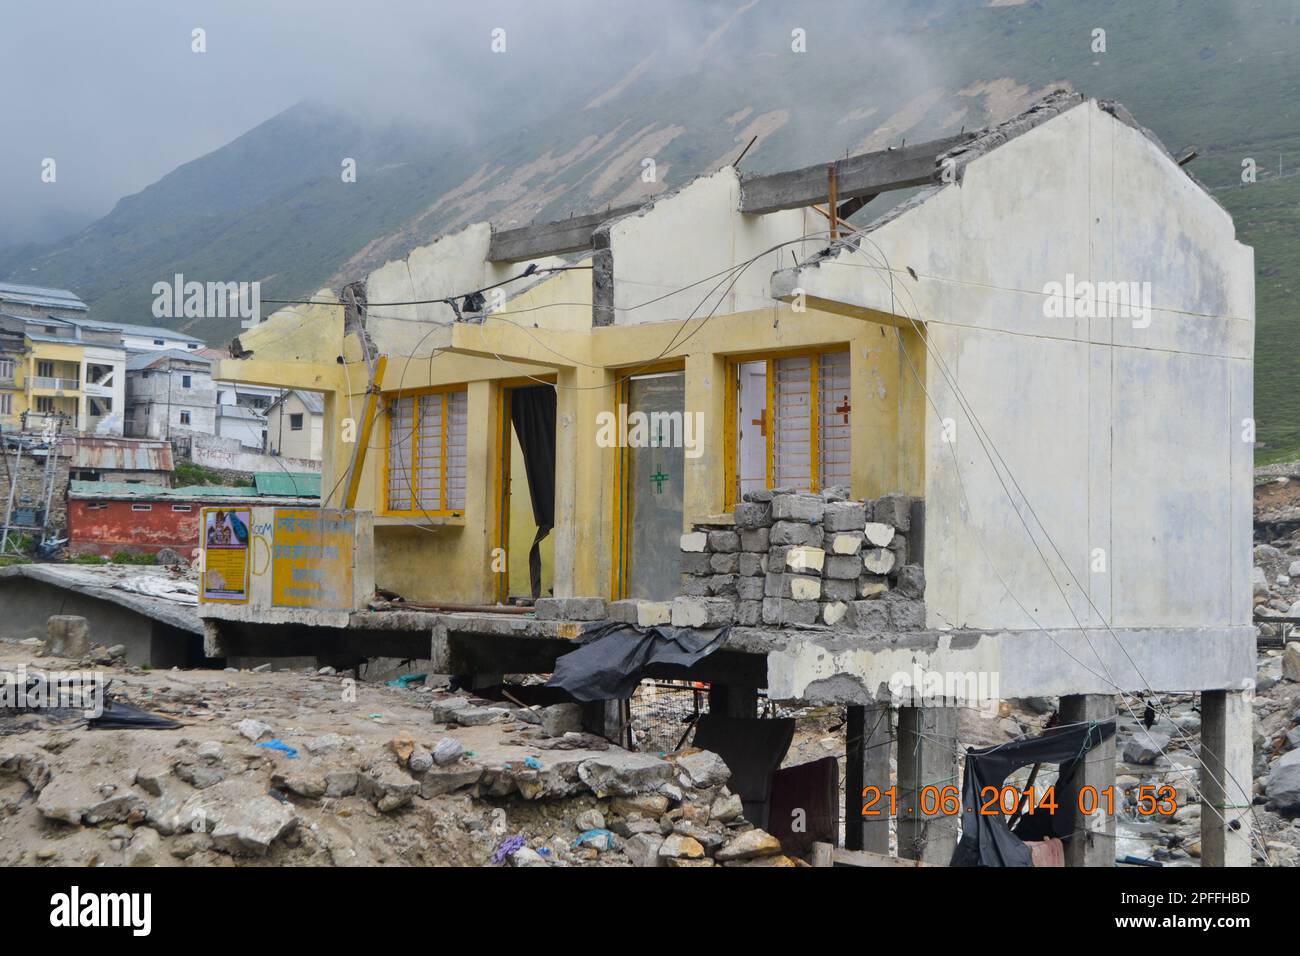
218;278;924;606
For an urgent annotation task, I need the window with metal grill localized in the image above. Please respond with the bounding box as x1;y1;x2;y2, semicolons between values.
386;389;468;515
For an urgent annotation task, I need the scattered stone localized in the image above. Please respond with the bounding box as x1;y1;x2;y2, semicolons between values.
575;808;606;832
1266;749;1300;812
125;827;162;867
710;792;743;823
196;741;224;762
658;832;705;860
611;793;670;819
540;703;583;738
389;733;416;766
236;718;272;742
305;733;345;754
577;752;674;797
625;832;665;867
715;828;783;861
45;616;90;658
1282;642;1300;683
675;750;731;789
1123;730;1170;765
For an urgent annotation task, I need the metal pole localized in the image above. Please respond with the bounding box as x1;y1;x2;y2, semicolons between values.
1;441;22;554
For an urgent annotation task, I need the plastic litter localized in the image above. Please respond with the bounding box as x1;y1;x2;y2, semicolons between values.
256;738;299;758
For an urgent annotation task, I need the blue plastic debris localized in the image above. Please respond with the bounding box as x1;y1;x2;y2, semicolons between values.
523;756;543;770
256;738;299;758
572;828;618;852
385;673;428;689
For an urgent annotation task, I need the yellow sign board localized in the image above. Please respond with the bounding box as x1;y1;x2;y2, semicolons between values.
271;509;354;610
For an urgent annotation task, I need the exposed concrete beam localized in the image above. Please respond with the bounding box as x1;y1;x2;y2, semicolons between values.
488;205;643;263
738;134;974;216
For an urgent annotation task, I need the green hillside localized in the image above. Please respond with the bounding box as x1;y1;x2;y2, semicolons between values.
3;0;1296;458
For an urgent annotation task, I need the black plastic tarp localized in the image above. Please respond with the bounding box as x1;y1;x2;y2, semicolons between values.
949;717;1116;867
510;385;557;599
693;713;796;830
89;700;184;731
546;621;728;701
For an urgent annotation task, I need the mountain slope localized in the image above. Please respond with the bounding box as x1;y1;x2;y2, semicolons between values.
3;0;1297;458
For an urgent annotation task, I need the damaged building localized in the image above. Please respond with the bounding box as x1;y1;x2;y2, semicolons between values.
203;93;1255;867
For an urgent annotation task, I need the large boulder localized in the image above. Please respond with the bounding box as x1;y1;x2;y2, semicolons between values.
577;752;674;797
1266;749;1300;813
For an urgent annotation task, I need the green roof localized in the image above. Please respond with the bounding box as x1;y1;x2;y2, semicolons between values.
252;471;321;498
69;481;259;499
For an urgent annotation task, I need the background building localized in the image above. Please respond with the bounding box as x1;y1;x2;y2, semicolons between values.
265;389;324;460
125;349;217;440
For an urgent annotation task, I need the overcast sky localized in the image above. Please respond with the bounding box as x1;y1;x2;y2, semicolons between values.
0;0;728;249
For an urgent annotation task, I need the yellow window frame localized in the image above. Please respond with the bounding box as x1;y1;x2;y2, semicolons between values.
723;346;850;509
382;385;466;518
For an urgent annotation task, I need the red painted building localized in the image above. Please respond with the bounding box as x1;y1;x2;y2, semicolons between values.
67;477;317;557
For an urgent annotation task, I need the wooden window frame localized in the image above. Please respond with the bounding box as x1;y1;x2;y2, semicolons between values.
382;385;468;518
724;345;850;509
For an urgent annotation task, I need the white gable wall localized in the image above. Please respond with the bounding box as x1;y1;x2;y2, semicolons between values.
776;100;1253;634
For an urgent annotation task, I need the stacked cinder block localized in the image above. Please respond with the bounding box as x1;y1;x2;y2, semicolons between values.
675;487;926;631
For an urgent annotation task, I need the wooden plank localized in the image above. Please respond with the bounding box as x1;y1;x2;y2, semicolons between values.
739;133;974;216
825;844;934;868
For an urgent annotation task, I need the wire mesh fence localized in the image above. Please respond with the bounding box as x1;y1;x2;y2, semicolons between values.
628;680;710;754
627;680;775;753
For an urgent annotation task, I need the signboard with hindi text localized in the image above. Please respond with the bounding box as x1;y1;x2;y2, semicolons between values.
270;509;355;610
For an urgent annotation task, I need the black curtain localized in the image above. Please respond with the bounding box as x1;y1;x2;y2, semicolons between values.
510;385;557;598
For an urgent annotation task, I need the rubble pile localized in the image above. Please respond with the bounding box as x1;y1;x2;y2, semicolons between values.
0;642;794;868
675;487;925;629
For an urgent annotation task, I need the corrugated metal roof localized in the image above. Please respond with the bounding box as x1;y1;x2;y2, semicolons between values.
69;437;175;472
267;389;325;415
69;480;316;503
126;349;213;372
70;481;259;499
253;471;321;498
61;315;204;343
0;283;88;312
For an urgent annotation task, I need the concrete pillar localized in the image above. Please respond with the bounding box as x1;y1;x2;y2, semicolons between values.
844;703;892;853
553;365;613;598
896;705;958;863
1200;689;1253;867
582;699;624;745
1058;693;1117;867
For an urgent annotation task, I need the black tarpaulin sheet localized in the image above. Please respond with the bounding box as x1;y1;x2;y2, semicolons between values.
692;714;795;830
89;700;184;731
510;385;557;599
546;621;728;701
950;717;1115;867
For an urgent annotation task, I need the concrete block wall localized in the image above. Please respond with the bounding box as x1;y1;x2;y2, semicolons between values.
674;488;926;631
